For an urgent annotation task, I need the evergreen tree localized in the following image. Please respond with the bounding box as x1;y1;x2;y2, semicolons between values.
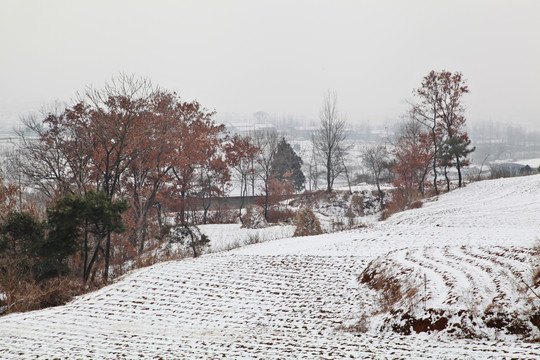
271;137;305;192
44;194;86;279
0;211;45;280
46;190;128;282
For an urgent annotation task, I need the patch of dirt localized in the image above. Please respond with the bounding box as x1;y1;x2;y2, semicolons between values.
390;310;449;335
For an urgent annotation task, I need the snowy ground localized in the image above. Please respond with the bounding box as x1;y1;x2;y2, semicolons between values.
200;223;295;253
2;175;540;358
517;158;540;169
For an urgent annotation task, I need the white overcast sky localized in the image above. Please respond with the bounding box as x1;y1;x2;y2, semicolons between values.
1;0;539;129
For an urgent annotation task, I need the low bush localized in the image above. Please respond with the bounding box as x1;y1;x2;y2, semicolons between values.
266;207;296;224
246;232;262;245
380;189;406;220
349;193;364;216
0;277;86;315
331;218;346;232
206;209;238;224
241;204;268;229
359;260;421;313
167;225;210;258
293;207;323;237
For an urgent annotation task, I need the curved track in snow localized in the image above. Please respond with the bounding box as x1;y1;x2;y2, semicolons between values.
2;175;540;358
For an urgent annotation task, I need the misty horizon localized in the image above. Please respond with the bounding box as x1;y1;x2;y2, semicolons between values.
1;1;539;131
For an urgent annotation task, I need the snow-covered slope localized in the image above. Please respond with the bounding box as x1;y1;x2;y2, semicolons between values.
2;176;540;359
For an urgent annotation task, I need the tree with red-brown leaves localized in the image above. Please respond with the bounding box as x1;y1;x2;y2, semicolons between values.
167;102;225;226
122;90;177;251
15;74;228;281
225;134;260;222
393;119;434;205
0;174;19;219
66;75;155;281
16;104;94;200
411;70;474;193
196;140;231;225
436;71;475;188
411;71;445;195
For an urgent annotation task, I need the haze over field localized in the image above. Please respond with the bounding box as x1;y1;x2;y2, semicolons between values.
1;0;539;130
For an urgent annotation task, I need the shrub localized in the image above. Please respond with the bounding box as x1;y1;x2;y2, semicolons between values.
359;261;420;313
331;218;346;232
246;232;262;245
380;189;405;220
345;207;356;228
293;207;322;237
241;204;268;229
206;209;237;224
266;207;296;224
0;277;85;315
350;193;364;216
167;225;210;257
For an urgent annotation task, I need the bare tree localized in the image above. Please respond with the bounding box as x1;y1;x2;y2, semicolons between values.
361;144;390;200
13;102;94;202
225;134;259;222
312;90;348;193
253;111;269;124
410;70;474;193
254;130;278;220
337;145;353;194
308;146;318;192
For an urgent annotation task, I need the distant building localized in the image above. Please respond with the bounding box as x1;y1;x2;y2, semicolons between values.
226;123;277;137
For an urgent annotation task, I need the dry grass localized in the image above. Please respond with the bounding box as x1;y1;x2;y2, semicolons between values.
1;231;189;317
1;277;87;315
350;193;364;216
380;188;426;220
266;207;296;224
359;261;421;313
293;207;323;237
380;189;406;221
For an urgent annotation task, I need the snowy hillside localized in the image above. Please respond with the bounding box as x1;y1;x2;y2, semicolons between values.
2;176;540;359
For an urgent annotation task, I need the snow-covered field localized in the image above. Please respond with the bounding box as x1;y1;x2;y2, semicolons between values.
200;223;295;253
2;175;540;359
517;158;540;169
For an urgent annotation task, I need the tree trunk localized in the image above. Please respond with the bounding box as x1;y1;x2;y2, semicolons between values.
139;214;148;253
342;155;352;195
326;156;332;193
156;202;163;231
203;198;211;225
83;222;88;281
238;176;247;224
103;233;111;282
432;128;439;195
180;190;186;225
84;243;103;283
456;156;463;187
264;179;269;220
444;166;450;192
375;178;382;202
